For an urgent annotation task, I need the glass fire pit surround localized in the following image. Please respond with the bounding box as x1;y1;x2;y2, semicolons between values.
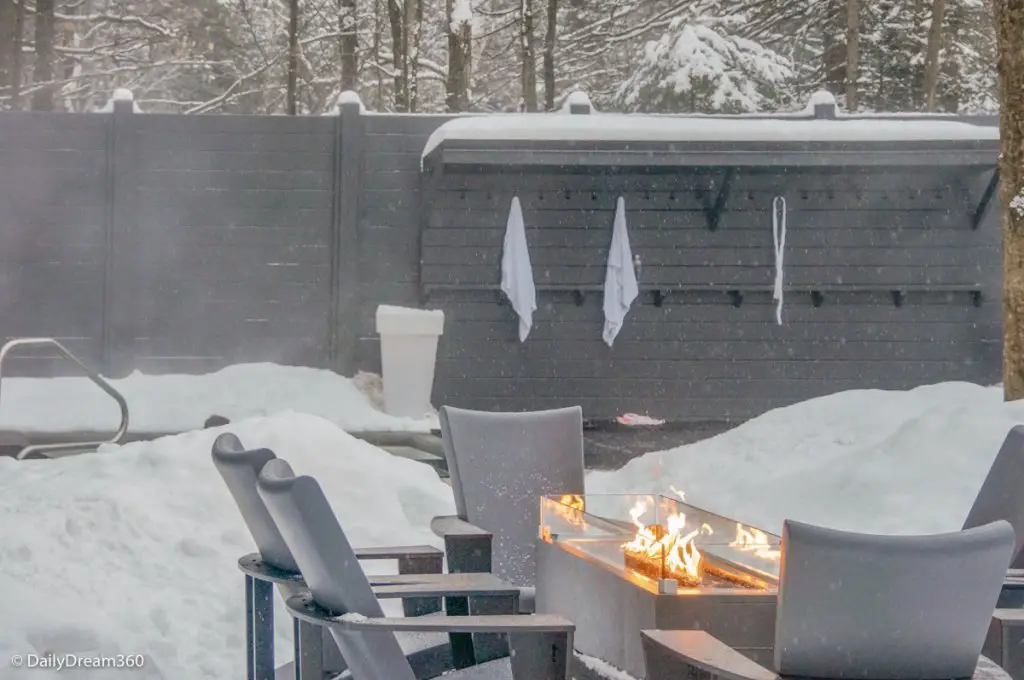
540;493;781;594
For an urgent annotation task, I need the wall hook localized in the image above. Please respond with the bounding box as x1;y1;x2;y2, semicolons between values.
459;190;466;200
971;291;983;307
633;253;642;281
591;191;598;201
669;191;676;201
572;290;585;306
728;290;744;308
564;189;571;200
891;290;905;308
811;290;825;308
538;191;545;201
652;290;664;307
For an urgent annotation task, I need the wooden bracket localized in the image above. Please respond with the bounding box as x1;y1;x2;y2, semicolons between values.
972;168;1000;230
704;168;736;232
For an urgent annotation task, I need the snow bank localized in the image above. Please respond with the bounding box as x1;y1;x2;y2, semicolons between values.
0;363;438;434
421;112;998;158
0;412;455;679
589;381;1022;537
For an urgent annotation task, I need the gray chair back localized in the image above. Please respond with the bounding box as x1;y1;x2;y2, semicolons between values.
257;458;416;680
774;519;1015;680
210;432;299;572
963;426;1024;568
440;405;585;587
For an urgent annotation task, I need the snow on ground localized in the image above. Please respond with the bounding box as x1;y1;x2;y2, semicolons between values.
0;363;437;434
0;412;455;679
2;379;1023;679
589;381;1022;537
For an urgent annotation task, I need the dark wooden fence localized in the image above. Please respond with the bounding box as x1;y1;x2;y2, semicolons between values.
0;96;1003;423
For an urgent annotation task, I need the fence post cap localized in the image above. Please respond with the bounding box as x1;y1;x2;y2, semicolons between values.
805;90;838;118
561;90;593;114
336;91;366;113
95;88;142;113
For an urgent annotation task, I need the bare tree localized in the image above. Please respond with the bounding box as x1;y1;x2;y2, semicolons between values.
31;0;55;111
520;0;538;110
923;0;947;110
543;0;558;110
844;0;859;110
994;0;1024;399
445;0;471;111
287;0;300;114
339;0;358;90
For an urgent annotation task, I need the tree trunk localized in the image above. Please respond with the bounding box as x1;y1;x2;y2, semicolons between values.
993;0;1024;400
31;0;55;111
339;0;358;91
286;0;299;114
0;0;14;101
542;0;557;110
923;0;947;111
445;0;472;112
406;0;422;112
844;0;859;110
386;0;406;110
520;0;538;111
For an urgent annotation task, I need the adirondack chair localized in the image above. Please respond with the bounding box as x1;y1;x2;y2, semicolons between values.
430;406;586;664
640;518;1021;680
211;433;452;680
963;425;1024;609
256;456;578;680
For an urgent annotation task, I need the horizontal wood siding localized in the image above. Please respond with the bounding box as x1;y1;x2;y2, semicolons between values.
0;113;108;375
421;166;1001;421
124;113;335;373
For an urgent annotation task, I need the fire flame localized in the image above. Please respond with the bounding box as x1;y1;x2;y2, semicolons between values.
621;499;712;586
554;494;586;528
729;524;781;560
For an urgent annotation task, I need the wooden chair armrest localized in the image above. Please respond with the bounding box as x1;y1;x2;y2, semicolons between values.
431;515;492;539
355;545;444;560
371;573;521;600
286;592;571;634
640;630;778;680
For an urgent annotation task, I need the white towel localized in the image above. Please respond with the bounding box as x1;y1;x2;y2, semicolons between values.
501;196;537;342
602;197;639;347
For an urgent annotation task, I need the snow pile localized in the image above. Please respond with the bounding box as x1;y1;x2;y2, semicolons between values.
589;381;1022;537
0;412;456;679
0;363;438;434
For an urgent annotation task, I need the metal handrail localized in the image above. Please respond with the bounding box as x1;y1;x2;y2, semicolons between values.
0;338;130;460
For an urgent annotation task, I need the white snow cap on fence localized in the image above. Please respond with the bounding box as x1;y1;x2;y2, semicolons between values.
560;90;596;113
95;88;143;113
804;90;838;111
336;90;366;113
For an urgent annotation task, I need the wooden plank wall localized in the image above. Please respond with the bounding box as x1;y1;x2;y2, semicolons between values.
419;167;1001;421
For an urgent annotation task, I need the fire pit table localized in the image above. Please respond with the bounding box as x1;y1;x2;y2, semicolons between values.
535;493;780;679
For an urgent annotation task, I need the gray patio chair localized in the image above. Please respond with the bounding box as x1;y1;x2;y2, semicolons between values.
963;425;1024;608
641;518;1022;680
211;433;452;680
256;456;577;680
430;406;585;664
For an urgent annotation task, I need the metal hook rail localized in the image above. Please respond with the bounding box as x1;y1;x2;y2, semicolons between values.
0;338;130;460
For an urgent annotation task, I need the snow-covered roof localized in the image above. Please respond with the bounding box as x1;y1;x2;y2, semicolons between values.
421;112;999;161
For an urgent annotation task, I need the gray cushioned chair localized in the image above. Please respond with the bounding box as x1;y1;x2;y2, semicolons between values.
642;518;1018;680
256;457;577;680
211;433;451;680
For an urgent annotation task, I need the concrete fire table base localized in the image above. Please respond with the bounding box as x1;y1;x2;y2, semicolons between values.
535;537;778;679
